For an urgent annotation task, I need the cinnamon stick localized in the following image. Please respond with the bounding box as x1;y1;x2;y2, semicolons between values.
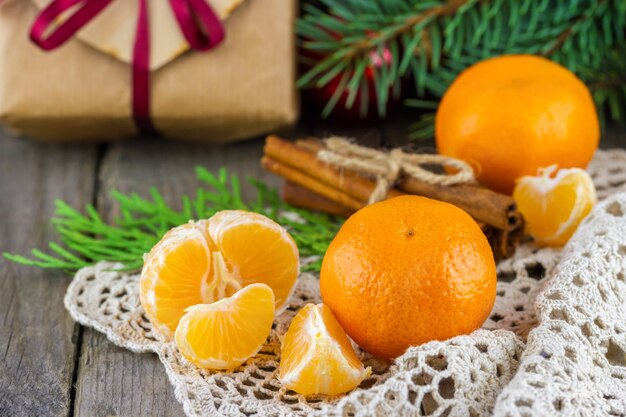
399;178;521;231
264;135;405;203
300;136;521;230
284;180;493;233
282;181;355;217
264;135;521;232
261;156;364;211
281;180;517;258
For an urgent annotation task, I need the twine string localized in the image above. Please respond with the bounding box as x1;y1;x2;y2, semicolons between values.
317;136;475;204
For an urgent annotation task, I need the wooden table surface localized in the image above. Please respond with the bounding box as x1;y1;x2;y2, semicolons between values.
1;113;624;417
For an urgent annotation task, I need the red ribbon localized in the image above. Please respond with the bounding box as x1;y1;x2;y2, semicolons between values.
29;0;225;134
169;0;224;51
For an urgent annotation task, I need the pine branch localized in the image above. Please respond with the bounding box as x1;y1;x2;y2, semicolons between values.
298;0;626;135
3;168;343;273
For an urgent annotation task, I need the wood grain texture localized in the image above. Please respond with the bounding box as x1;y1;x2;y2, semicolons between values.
0;130;98;417
73;136;277;417
308;120;383;148
380;111;420;148
602;127;626;149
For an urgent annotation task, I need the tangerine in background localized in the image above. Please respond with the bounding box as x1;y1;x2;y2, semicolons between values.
320;196;497;360
436;54;599;194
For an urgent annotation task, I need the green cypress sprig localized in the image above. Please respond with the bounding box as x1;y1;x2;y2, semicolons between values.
3;167;343;273
298;0;626;136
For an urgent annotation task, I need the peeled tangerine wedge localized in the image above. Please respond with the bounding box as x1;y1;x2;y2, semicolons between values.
514;165;596;246
279;304;371;396
140;210;299;337
175;283;275;370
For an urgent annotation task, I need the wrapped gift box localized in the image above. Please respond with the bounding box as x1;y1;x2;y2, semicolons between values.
0;0;299;142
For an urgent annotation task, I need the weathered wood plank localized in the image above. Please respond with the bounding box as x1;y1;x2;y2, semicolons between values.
300;103;382;147
380;111;427;149
73;137;278;417
307;119;383;148
0;130;98;417
602;127;626;149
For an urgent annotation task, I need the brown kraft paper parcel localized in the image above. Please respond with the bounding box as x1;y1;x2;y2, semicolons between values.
0;0;299;142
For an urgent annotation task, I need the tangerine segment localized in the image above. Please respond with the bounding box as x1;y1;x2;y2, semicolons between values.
174;283;275;370
140;211;299;338
279;304;371;396
514;166;596;246
207;211;300;313
140;222;211;337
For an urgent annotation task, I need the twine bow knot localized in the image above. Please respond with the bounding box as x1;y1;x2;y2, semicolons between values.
317;137;475;205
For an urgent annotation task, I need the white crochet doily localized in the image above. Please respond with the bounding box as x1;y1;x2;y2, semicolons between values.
64;149;626;417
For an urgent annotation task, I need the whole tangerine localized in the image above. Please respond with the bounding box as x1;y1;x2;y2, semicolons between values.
436;54;599;194
320;195;496;360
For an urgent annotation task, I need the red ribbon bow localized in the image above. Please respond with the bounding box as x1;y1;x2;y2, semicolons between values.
29;0;225;134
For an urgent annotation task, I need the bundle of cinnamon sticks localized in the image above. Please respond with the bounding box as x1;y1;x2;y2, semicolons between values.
262;135;524;259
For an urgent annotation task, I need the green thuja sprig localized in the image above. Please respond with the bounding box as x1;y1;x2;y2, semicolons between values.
3;167;343;273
